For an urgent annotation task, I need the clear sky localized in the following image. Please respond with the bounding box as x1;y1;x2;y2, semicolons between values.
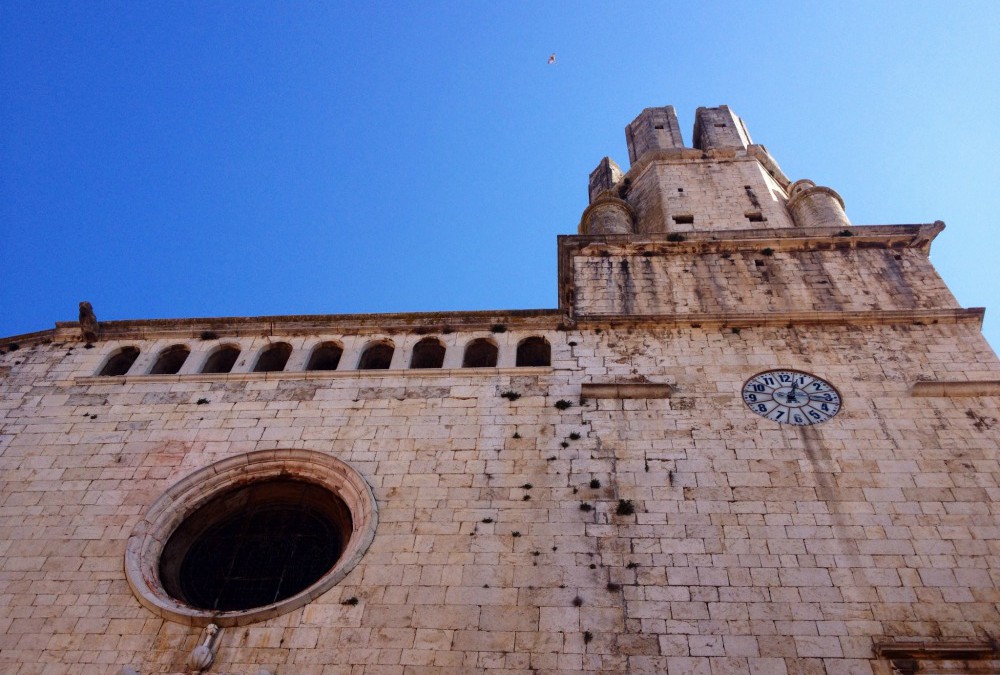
2;2;999;352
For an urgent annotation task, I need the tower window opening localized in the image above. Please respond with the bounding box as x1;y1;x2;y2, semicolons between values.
358;342;394;370
463;338;498;368
150;345;190;375
306;342;343;371
253;343;292;373
516;336;551;367
202;345;240;374
745;212;766;223
99;346;140;376
673;215;694;225
410;337;445;369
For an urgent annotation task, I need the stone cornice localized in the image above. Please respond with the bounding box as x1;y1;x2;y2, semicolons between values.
566;308;984;331
28;308;566;344
71;365;553;387
622;144;791;193
910;379;1000;397
580;382;673;400
559;222;944;257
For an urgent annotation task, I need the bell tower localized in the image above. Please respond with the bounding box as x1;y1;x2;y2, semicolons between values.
580;104;851;237
562;104;950;321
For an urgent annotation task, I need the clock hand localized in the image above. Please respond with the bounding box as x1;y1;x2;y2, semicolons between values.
786;382;799;403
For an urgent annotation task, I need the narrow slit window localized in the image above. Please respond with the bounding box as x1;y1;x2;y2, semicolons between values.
673;215;694;225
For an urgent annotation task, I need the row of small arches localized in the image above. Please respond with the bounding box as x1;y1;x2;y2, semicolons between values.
98;336;552;377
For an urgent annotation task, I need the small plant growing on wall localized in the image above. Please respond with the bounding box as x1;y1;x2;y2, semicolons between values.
761;247;774;256
199;331;219;340
666;233;686;242
616;499;636;516
490;324;507;333
500;390;521;401
554;399;572;410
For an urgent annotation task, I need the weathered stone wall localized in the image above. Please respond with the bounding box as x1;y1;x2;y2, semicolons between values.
1;102;996;674
1;317;998;674
571;247;958;317
626;157;795;234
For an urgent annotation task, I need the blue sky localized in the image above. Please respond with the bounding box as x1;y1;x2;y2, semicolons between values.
2;2;999;352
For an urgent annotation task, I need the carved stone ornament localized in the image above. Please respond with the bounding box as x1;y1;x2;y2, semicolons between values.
79;301;99;343
187;623;220;672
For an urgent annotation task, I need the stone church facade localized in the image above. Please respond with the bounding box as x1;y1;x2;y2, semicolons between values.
1;105;998;674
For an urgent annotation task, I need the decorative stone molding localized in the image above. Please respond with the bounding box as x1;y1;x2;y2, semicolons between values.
125;449;378;626
187;624;220;671
580;382;672;400
874;639;998;674
911;380;1000;397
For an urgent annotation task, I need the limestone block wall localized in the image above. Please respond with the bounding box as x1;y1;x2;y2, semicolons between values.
626;157;795;234
571;247;958;318
1;317;999;674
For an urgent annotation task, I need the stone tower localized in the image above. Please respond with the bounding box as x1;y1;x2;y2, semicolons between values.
0;105;998;674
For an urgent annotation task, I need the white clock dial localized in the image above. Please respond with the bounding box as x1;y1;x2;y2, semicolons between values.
742;370;841;425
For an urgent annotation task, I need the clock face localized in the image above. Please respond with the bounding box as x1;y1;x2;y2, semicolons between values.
742;370;841;425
